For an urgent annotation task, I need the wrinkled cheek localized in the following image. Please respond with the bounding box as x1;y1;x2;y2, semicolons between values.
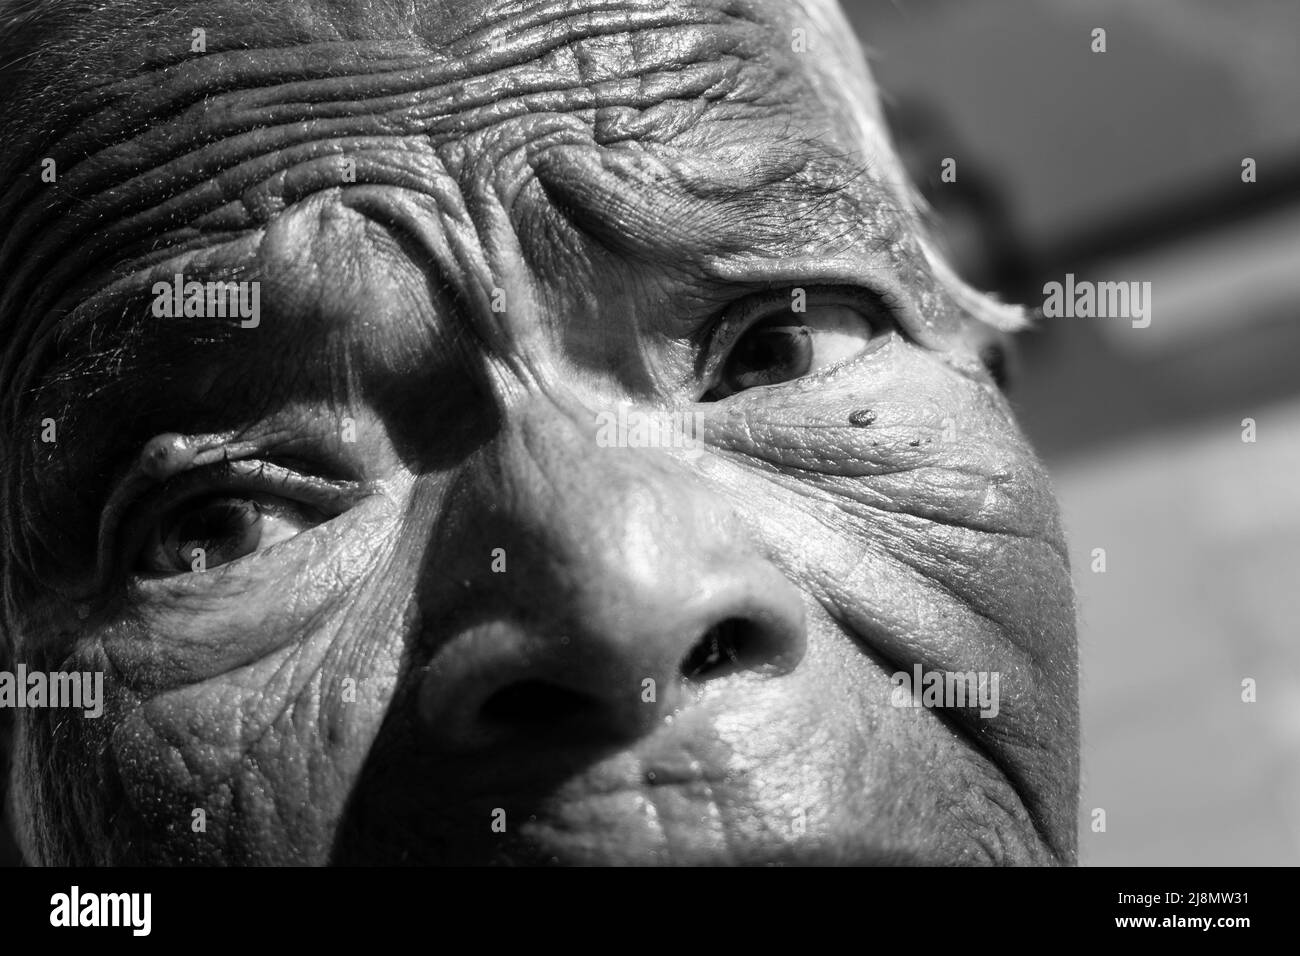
698;344;1077;856
15;588;412;864
55;510;420;863
721;621;1056;864
90;660;398;865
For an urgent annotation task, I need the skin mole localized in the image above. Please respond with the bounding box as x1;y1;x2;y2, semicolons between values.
139;433;198;481
0;0;1077;866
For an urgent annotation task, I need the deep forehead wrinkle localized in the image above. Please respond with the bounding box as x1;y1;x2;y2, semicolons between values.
0;0;879;286
0;12;769;301
0;1;769;163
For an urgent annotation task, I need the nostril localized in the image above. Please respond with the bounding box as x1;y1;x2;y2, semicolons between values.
481;679;594;726
681;618;783;682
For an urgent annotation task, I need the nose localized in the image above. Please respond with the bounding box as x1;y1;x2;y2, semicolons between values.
415;402;807;753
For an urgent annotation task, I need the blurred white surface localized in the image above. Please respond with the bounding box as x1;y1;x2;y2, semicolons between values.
1058;394;1300;865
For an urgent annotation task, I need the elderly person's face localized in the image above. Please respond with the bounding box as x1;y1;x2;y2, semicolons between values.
0;0;1076;865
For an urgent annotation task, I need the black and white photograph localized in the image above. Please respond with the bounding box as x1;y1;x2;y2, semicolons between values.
0;0;1293;927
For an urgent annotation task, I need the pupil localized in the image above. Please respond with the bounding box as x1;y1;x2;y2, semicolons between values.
727;321;812;391
173;498;260;565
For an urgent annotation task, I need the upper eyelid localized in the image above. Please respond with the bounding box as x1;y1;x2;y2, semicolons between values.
144;459;359;512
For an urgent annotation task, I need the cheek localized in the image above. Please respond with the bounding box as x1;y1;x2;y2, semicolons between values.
694;338;1077;849
13;624;403;865
713;335;1076;675
18;500;422;864
99;642;400;865
704;337;1067;558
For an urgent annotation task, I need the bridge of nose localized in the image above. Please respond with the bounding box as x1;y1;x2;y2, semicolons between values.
465;398;745;642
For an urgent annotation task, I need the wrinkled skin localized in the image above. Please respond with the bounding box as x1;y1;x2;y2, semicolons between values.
0;0;1077;865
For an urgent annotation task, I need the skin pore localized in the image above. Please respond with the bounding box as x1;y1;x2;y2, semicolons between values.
0;0;1077;865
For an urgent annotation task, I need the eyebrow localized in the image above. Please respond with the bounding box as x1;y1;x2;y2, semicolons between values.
534;130;905;267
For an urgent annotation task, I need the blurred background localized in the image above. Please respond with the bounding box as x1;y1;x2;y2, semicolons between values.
841;0;1300;864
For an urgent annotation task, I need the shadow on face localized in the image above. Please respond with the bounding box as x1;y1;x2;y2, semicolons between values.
0;0;1076;865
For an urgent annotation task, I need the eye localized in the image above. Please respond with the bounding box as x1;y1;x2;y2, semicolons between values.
139;492;327;574
703;288;898;400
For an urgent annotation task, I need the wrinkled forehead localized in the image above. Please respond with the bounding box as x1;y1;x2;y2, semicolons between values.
0;0;904;263
0;0;922;376
0;0;889;149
